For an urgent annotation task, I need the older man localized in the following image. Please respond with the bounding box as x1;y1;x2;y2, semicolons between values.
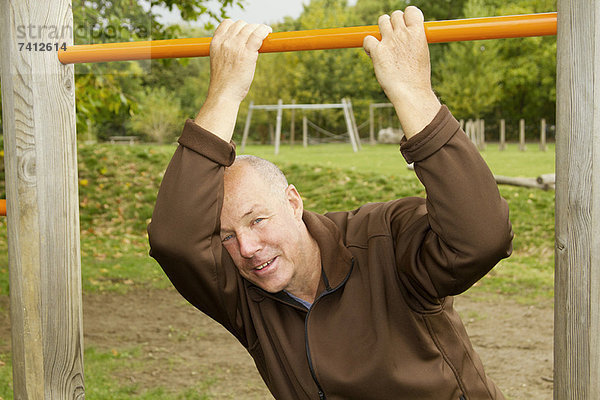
148;6;513;400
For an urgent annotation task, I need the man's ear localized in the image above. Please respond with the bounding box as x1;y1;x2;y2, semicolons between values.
285;184;304;220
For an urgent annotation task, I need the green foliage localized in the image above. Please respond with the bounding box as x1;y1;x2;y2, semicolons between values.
129;87;184;143
247;0;384;138
72;0;241;141
434;0;508;119
433;0;557;123
435;39;505;119
0;352;12;398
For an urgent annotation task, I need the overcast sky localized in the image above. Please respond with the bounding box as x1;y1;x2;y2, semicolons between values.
156;0;357;26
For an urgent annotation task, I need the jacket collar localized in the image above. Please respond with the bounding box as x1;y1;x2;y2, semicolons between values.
302;210;354;293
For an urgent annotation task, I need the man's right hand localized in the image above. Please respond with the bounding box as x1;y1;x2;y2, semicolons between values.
194;20;272;142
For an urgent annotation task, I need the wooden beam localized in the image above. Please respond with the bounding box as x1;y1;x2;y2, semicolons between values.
519;118;527;151
499;119;506;151
540;118;547;151
555;0;600;398
0;0;85;398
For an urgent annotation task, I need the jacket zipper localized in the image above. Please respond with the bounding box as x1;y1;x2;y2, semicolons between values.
305;313;326;399
304;258;355;400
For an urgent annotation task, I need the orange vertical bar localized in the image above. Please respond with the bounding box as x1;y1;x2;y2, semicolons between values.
58;12;556;64
0;199;6;216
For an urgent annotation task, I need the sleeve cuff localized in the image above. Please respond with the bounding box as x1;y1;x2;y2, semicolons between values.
399;105;461;164
178;119;237;167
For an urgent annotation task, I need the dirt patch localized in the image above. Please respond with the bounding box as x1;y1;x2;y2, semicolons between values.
0;289;553;399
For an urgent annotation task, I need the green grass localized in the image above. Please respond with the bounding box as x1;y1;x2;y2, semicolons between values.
0;140;555;299
0;140;555;398
242;142;555;178
0;347;216;400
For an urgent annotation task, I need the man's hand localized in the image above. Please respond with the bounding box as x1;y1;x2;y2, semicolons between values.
363;7;441;139
195;20;272;142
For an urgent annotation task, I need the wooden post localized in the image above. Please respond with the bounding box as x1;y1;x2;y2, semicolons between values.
466;119;475;145
241;101;254;152
479;119;486;150
302;116;308;148
540;118;547;151
555;1;600;398
274;99;283;155
519;118;527;151
290;99;296;148
499;119;506;151
0;0;85;398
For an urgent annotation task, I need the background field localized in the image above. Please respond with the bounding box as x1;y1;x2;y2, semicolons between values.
0;141;555;399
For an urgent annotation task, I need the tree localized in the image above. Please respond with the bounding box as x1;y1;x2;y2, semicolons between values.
246;0;384;140
492;0;556;129
431;0;506;120
129;87;183;143
71;0;244;140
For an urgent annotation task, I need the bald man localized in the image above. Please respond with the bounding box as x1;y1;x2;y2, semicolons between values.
148;7;513;400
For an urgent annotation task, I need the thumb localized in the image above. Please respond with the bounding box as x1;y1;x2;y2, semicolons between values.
363;35;379;57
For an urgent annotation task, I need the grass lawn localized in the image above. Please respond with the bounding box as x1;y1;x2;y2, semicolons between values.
0;140;555;399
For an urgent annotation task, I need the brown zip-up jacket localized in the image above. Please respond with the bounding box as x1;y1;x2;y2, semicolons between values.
148;106;513;400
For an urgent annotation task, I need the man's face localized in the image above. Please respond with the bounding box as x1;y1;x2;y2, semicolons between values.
220;165;306;293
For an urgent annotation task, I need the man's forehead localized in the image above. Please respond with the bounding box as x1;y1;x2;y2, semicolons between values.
220;202;267;233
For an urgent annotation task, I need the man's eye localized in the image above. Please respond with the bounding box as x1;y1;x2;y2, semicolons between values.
222;234;234;242
253;218;264;225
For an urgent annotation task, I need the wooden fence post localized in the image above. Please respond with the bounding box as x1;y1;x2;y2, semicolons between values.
478;119;486;150
0;0;85;398
519;118;527;151
554;1;600;398
540;118;547;151
499;119;506;151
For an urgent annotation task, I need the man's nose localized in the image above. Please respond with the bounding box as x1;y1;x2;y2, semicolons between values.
237;231;262;259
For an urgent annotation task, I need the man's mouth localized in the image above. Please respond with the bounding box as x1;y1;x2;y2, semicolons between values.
255;257;276;271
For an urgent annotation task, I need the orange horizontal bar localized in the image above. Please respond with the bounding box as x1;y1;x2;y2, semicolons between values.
0;200;5;217
58;12;556;64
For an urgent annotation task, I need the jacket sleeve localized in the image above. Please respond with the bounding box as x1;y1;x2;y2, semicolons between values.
392;105;513;300
147;119;248;344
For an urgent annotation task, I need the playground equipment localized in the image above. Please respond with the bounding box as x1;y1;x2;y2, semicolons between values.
57;12;557;64
1;2;598;398
241;99;361;154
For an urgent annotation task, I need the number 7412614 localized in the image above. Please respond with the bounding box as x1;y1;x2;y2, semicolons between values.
18;42;67;52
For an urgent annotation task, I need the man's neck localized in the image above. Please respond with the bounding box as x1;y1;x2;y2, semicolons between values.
288;231;322;304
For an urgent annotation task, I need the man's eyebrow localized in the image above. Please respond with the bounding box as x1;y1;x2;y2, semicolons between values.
221;205;262;234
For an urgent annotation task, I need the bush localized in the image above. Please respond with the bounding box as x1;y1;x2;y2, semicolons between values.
129;87;183;144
